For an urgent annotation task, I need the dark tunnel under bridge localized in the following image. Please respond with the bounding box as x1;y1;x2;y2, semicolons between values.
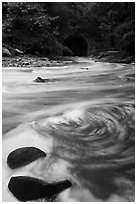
63;35;89;57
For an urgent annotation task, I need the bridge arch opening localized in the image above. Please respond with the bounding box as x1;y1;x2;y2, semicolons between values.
63;35;88;56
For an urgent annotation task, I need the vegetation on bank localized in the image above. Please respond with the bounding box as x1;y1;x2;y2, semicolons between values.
2;2;135;59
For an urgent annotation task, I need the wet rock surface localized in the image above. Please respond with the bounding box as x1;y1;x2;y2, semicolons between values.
34;77;50;83
2;56;74;68
125;73;135;81
91;50;135;64
7;147;46;169
8;176;72;201
2;57;50;67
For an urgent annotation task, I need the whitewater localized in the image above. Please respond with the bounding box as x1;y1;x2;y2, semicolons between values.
2;57;135;201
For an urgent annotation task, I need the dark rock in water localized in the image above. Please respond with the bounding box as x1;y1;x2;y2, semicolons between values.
81;67;89;70
22;61;30;66
34;77;49;83
7;147;46;169
125;73;135;81
8;176;72;201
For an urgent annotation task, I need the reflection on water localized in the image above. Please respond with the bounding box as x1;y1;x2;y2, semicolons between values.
2;57;135;201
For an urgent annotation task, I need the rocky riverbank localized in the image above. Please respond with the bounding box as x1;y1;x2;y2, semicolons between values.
2;56;75;68
91;50;135;64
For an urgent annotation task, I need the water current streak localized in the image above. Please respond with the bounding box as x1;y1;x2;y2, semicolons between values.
33;102;134;201
3;58;135;201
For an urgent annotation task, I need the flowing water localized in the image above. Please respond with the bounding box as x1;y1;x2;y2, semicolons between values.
2;57;135;202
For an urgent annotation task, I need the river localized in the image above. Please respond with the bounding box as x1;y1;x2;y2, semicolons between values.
2;57;135;201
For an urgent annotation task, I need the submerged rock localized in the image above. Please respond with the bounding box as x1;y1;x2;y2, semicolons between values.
34;77;49;83
7;147;46;169
8;176;72;201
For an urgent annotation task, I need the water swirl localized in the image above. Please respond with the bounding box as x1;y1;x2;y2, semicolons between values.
3;58;135;201
33;103;134;201
34;103;134;165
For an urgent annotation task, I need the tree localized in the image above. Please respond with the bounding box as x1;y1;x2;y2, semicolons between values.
2;2;135;57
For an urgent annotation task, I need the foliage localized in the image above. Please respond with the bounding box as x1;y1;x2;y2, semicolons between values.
89;2;135;56
2;2;135;57
2;2;60;56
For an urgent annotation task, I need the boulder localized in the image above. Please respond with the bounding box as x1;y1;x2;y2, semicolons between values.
22;61;30;66
8;176;72;201
7;147;46;169
34;77;49;83
2;48;12;57
125;73;135;81
98;50;120;59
